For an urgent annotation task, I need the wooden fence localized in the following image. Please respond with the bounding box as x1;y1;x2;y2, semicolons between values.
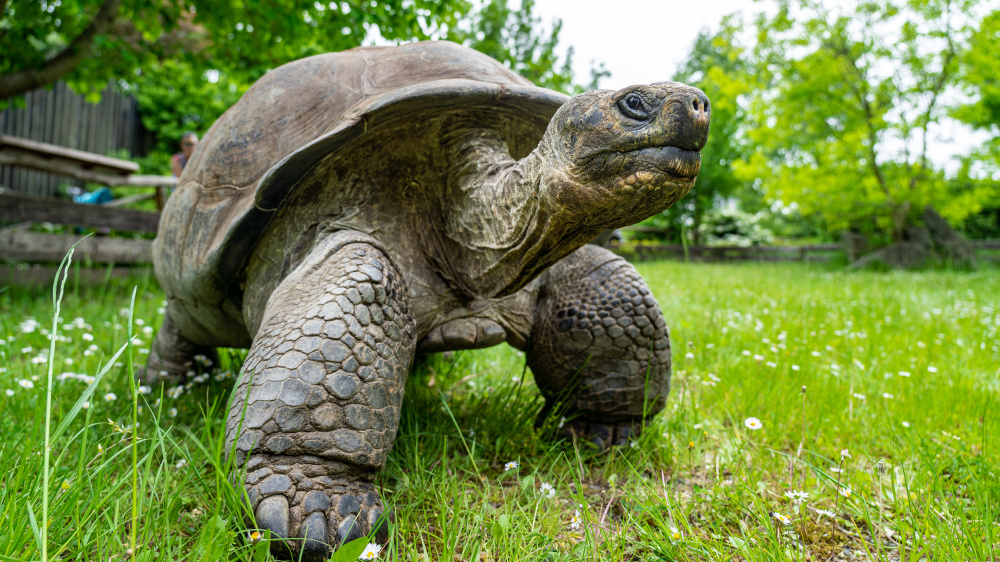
616;243;844;263
0;81;155;198
614;240;1000;263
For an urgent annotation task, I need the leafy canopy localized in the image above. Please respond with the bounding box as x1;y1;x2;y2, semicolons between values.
734;0;998;237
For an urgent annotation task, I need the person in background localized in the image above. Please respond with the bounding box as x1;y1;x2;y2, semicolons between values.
171;132;199;177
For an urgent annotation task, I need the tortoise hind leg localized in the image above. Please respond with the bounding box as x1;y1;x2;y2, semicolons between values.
226;231;416;561
143;310;219;384
527;244;671;449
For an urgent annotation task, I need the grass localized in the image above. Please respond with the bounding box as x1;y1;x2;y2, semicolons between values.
0;260;998;561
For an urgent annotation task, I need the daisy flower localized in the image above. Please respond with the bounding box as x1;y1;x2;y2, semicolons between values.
248;530;262;543
772;511;792;525
569;510;582;531
539;482;555;499
744;417;763;431
104;392;117;402
839;487;852;498
882;393;894;399
817;509;836;518
358;543;382;559
17;379;34;389
784;490;809;502
504;461;518;471
670;526;681;540
840;449;851;459
901;421;911;428
4;389;13;397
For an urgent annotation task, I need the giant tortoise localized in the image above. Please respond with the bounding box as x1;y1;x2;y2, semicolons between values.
147;40;709;560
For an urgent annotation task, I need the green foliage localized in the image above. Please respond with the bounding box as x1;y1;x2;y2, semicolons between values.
128;60;247;155
696;206;774;247
734;0;999;238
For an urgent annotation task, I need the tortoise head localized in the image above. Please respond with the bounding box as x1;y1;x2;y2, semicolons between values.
536;81;710;229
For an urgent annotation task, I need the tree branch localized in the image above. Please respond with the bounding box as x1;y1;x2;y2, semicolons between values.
0;0;122;100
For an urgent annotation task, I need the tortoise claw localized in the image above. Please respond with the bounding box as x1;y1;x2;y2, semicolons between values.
550;417;643;450
255;495;292;559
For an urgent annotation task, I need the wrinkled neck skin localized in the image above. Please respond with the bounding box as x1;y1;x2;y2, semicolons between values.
440;127;607;300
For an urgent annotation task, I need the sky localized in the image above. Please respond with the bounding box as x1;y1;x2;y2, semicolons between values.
531;0;758;89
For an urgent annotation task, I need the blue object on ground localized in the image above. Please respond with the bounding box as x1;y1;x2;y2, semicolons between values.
73;186;113;205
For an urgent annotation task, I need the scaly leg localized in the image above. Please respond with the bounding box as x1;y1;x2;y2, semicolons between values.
225;231;416;561
527;244;671;449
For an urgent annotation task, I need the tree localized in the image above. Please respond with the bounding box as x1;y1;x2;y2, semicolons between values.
667;15;756;243
0;0;470;103
735;0;997;240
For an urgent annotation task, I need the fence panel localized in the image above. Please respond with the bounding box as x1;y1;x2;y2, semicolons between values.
0;82;154;197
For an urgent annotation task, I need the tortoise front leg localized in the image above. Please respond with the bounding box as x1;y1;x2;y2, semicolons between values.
527;244;671;449
225;232;416;561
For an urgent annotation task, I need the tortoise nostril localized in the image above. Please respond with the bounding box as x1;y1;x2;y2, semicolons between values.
688;93;710;122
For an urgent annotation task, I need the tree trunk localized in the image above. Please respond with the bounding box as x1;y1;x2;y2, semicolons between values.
891;201;912;242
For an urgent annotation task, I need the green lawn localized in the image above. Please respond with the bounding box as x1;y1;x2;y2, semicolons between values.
1;261;998;561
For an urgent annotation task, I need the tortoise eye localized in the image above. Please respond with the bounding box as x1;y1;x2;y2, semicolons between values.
619;94;649;120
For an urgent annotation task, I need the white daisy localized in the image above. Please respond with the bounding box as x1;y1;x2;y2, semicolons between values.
569;509;582;531
772;511;792;525
358;543;382;559
104;392;117;402
817;509;836;518
744;417;763;431
504;461;518;471
784;490;809;502
840;449;851;459
539;482;555;499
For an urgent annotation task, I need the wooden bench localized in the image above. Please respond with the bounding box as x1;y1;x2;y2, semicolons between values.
0;134;176;209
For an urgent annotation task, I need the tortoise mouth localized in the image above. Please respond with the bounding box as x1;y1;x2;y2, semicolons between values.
625;145;701;179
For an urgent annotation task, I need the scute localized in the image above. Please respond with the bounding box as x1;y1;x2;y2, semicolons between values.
154;41;569;347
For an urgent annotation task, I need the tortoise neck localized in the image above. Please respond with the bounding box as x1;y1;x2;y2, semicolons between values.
439;127;593;298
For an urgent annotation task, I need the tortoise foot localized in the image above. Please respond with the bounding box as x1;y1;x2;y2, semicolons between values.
142;310;218;385
243;454;389;561
549;414;643;450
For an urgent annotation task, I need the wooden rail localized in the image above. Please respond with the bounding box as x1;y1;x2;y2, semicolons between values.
614;240;1000;263
0;190;160;233
618;243;843;263
0;231;151;264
